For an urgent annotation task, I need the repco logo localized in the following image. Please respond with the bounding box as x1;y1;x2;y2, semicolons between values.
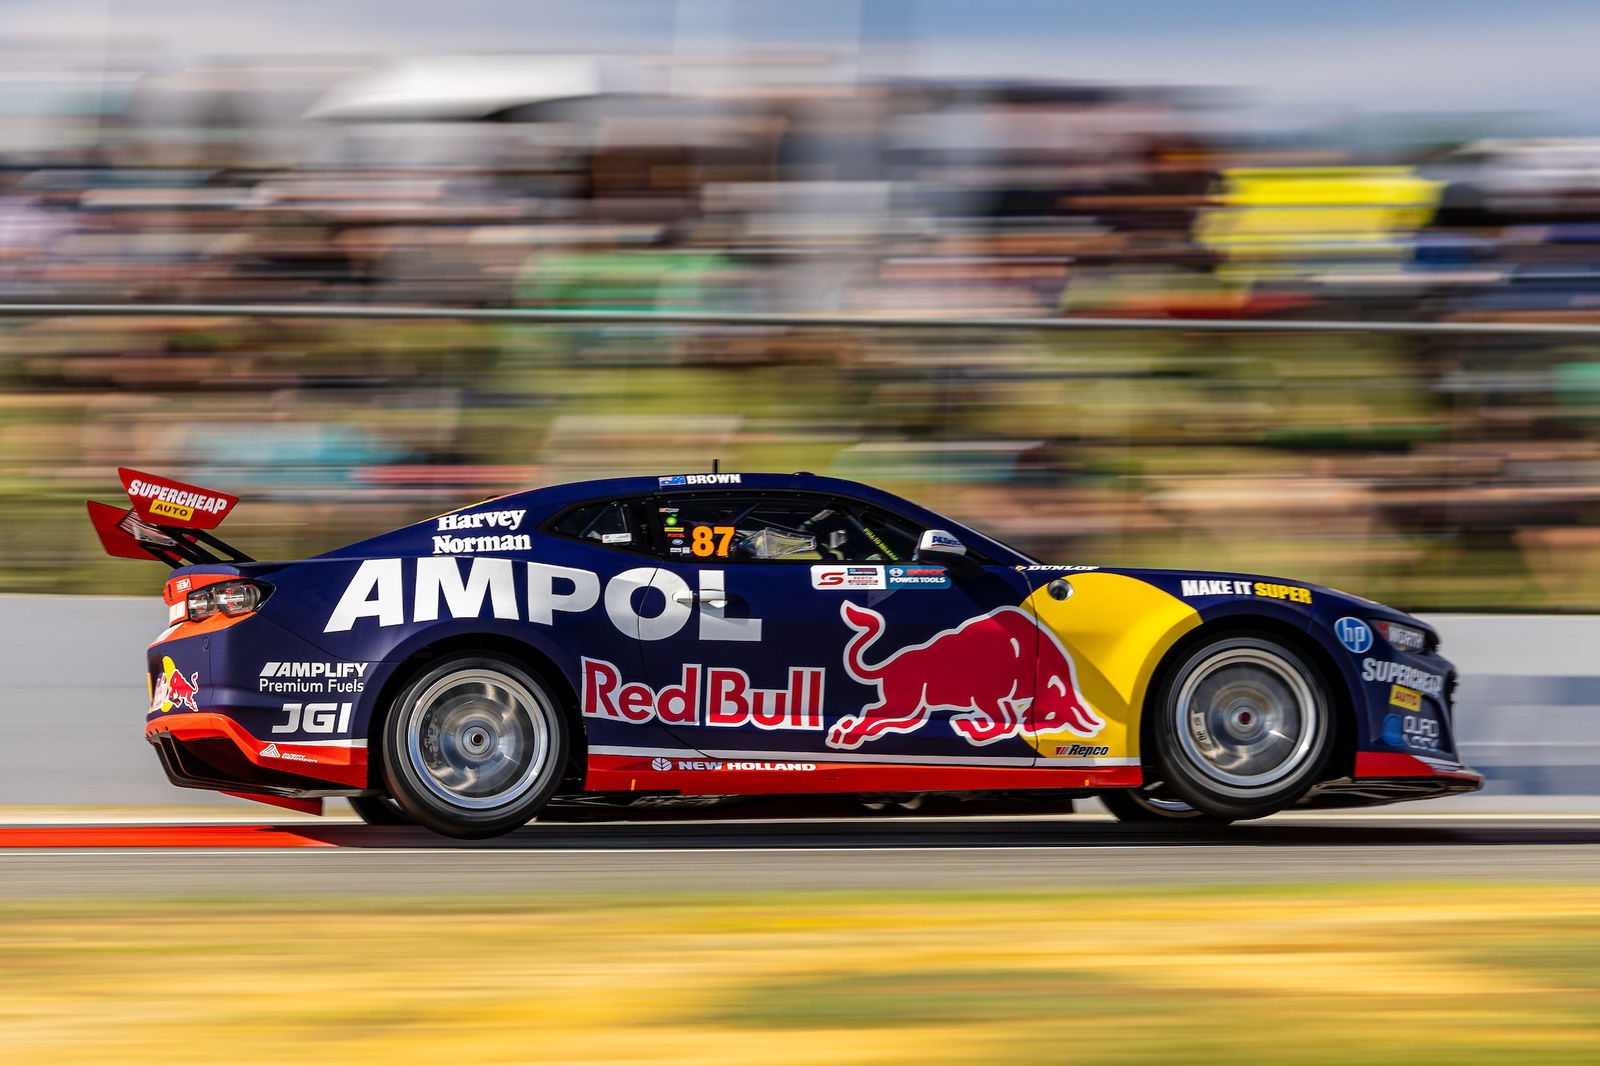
323;559;761;642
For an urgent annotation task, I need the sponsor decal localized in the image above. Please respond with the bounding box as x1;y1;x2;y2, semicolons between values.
1179;578;1313;604
174;577;192;593
151;656;200;714
1054;744;1111;757
259;662;369;694
1383;712;1442;752
271;702;354;735
1374;619;1428;653
1336;617;1374;654
1361;658;1444;697
651;759;817;772
1018;565;1100;572
124;478;229;522
828;602;1104;749
432;509;532;553
259;743;316;763
582;659;825;731
436;509;526;532
812;565;887;590
323;560;762;642
811;565;951;590
659;473;743;487
886;565;951;590
432;533;533;555
1389;684;1423;712
601;532;633;545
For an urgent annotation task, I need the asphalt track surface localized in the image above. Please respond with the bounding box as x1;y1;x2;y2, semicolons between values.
4;814;1600;897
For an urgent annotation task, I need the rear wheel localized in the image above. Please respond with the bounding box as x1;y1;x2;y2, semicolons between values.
380;653;569;839
1148;632;1333;820
347;795;413;826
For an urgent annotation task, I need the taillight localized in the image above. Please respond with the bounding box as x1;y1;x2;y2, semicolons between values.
186;580;270;621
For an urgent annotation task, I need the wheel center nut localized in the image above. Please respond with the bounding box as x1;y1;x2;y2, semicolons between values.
460;726;494;758
1227;704;1264;737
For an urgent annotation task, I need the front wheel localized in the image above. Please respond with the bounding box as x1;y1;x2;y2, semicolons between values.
1098;786;1232;825
1148;632;1334;820
380;653;570;839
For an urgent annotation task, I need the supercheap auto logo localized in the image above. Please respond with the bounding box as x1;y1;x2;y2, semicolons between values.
124;478;229;523
150;656;200;714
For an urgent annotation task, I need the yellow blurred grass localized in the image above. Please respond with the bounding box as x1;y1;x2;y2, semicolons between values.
3;884;1599;1066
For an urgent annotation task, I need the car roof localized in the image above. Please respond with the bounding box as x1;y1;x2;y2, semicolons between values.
512;472;893;510
315;472;1035;565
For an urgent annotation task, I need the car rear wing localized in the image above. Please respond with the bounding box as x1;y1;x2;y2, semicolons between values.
86;468;254;568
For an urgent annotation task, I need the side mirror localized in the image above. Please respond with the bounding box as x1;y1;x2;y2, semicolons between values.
915;529;981;577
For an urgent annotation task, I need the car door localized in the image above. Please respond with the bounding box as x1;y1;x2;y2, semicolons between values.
630;489;1045;766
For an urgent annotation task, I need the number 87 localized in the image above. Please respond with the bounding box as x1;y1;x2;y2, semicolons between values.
690;525;735;557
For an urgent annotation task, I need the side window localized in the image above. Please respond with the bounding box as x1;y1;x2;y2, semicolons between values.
548;500;651;551
651;494;926;563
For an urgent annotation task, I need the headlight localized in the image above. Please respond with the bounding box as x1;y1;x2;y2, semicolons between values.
187;580;268;621
1373;619;1429;653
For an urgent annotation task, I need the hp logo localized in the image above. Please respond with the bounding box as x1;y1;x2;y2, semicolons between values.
1334;617;1373;654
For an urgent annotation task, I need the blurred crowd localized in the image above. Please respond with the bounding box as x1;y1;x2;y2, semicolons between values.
7;50;1600;607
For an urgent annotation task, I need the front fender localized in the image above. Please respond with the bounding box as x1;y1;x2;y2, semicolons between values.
1019;571;1204;763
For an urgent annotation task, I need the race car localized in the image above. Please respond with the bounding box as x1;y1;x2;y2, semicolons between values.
91;468;1482;838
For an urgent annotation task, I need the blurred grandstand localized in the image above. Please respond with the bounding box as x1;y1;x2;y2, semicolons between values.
6;46;1600;609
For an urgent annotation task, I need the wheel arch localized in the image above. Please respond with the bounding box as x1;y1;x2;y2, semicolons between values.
362;631;587;791
1136;613;1358;784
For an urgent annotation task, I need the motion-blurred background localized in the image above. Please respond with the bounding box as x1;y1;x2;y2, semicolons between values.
8;8;1600;1066
10;0;1600;611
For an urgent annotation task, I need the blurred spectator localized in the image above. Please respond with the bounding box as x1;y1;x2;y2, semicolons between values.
5;48;1600;610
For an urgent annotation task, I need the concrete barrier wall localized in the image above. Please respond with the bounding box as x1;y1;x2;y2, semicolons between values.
0;596;1592;804
1420;614;1600;799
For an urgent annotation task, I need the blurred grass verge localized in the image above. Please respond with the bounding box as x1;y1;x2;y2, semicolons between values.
2;882;1597;1065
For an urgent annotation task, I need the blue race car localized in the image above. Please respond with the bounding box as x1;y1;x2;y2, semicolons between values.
92;468;1482;838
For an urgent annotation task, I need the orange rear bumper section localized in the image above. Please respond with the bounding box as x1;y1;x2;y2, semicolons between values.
145;713;368;789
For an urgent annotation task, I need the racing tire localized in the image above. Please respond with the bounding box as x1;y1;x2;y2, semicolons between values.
1148;632;1334;820
380;653;570;839
347;795;414;826
1098;787;1232;825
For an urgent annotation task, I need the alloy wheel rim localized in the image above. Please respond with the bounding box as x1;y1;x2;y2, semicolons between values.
404;669;552;810
1174;647;1319;793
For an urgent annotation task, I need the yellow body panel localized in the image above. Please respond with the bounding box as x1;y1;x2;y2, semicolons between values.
1023;573;1202;761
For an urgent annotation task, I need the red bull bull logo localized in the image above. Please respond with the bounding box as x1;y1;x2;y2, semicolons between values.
828;602;1104;750
151;655;200;714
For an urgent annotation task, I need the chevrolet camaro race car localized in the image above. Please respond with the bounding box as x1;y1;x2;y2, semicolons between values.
90;468;1482;838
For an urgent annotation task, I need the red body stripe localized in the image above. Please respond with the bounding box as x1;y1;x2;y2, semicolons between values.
585;754;1141;794
0;826;333;848
1354;751;1484;782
